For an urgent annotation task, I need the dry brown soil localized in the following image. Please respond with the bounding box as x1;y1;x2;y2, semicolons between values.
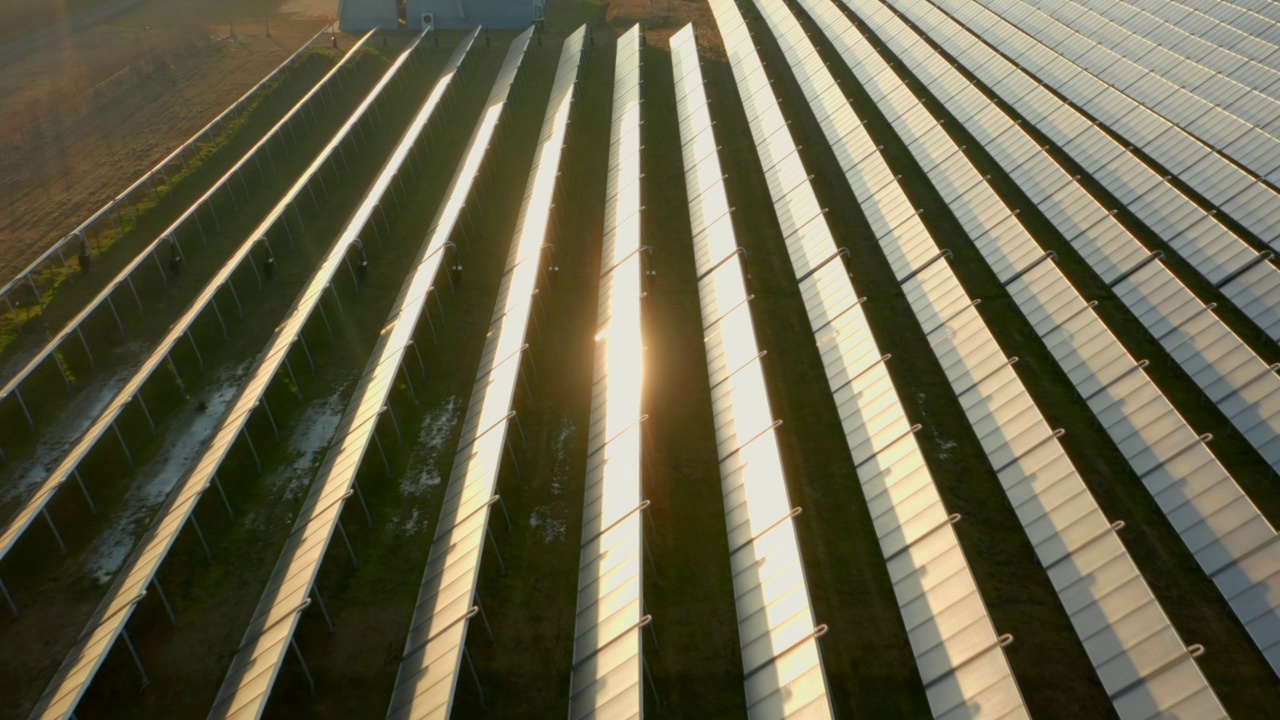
0;0;335;279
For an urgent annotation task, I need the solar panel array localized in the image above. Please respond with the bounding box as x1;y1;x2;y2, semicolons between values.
884;0;1280;346
924;0;1280;253
691;4;1029;715
0;28;378;433
1063;0;1280;101
567;24;648;720
887;0;1280;479
0;24;334;332
387;26;585;720
825;0;1280;682
973;0;1280;184
0;28;382;587
678;13;838;719
733;0;1227;715
9;0;1280;715
25;29;444;720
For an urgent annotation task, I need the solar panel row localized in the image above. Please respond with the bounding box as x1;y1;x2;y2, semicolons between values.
0;24;335;330
1005;0;1280;158
740;0;1225;715
876;4;1280;344
834;0;1280;681
1187;0;1280;43
924;0;1280;254
722;3;1028;716
567;24;648;720
387;26;584;720
673;17;835;719
24;28;434;720
889;0;1280;479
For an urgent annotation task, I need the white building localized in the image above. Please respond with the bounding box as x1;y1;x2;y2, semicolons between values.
338;0;543;31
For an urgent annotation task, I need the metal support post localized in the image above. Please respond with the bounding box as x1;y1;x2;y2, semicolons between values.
189;515;213;564
212;474;235;521
475;595;496;642
486;527;507;577
210;297;229;339
227;280;244;318
644;656;661;712
424;302;438;344
43;508;67;556
0;577;17;617
53;352;74;393
283;358;303;400
398;363;418;405
373;432;392;479
240;426;262;473
152;578;177;625
106;296;125;334
152;250;169;288
495;495;514;534
291;638;316;695
127;276;145;314
26;275;43;309
261;399;280;441
76;327;95;369
299;337;317;375
167;355;186;397
187;330;205;373
464;647;486;706
353;481;374;527
135;395;157;436
112;421;134;467
384;405;403;446
504;436;522;484
317;302;334;341
121;629;151;689
411;341;427;380
312;587;336;633
338;519;359;568
13;389;35;431
73;470;97;516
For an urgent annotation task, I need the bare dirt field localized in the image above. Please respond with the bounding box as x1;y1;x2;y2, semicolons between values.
0;0;335;279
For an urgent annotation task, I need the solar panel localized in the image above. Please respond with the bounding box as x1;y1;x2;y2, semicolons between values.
0;25;334;333
890;0;1280;479
0;28;377;419
566;24;648;720
673;20;835;720
0;27;383;595
386;26;585;720
713;4;1029;717
841;0;1280;682
24;28;446;720
747;0;1226;715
